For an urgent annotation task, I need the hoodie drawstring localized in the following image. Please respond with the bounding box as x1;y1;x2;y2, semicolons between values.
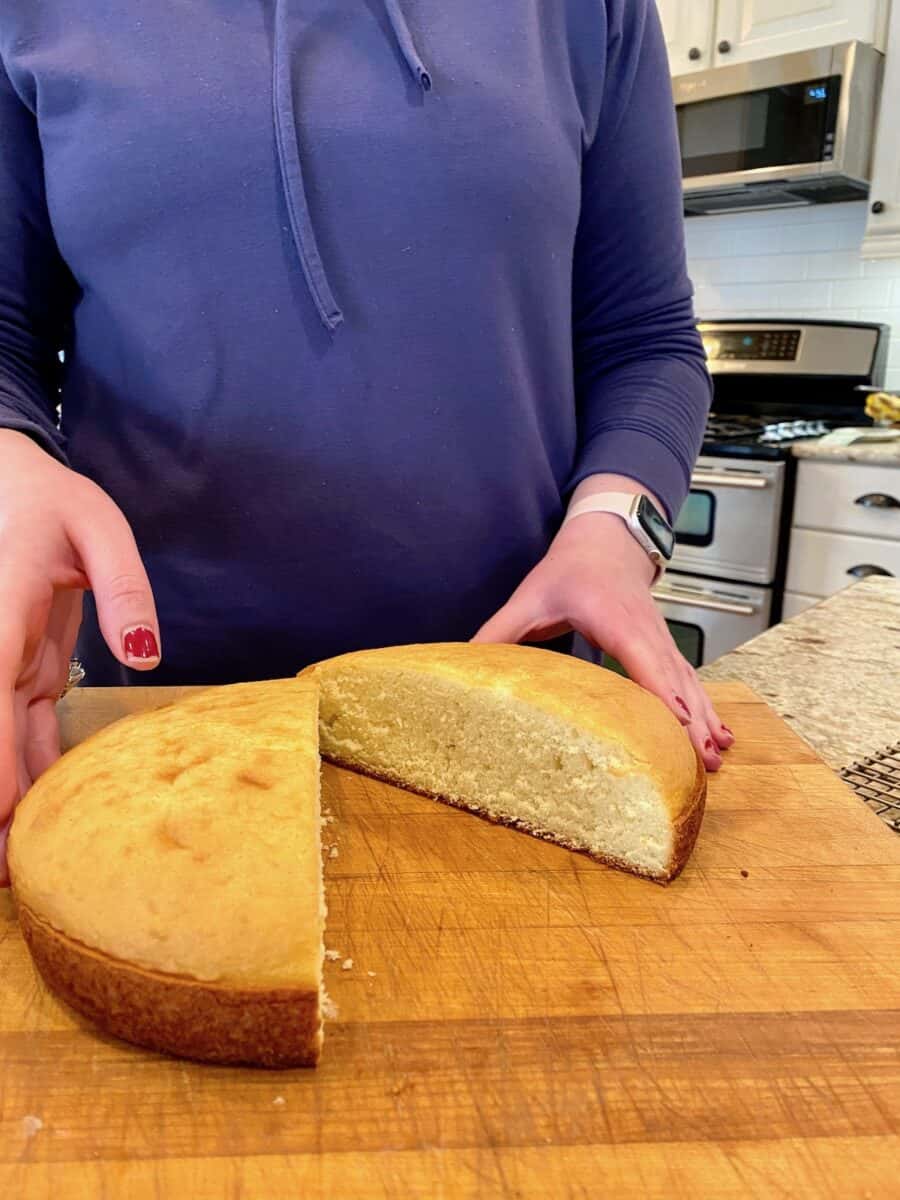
383;0;433;91
271;1;432;334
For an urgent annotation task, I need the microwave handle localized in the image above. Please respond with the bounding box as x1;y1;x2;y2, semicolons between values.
690;471;770;490
653;588;758;616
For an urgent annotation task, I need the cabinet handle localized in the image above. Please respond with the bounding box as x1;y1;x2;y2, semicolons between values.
854;492;900;509
871;200;885;215
717;39;732;53
688;46;702;61
846;564;894;578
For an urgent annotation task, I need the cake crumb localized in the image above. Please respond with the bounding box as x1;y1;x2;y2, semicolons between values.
740;869;749;878
324;948;341;961
367;971;376;978
390;1078;413;1097
328;845;339;859
321;991;339;1020
322;814;335;827
341;957;354;971
273;1096;286;1107
21;1116;43;1138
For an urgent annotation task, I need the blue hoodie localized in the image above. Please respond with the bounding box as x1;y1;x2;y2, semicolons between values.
0;1;709;685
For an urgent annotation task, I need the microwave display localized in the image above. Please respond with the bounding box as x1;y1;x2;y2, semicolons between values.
678;76;841;179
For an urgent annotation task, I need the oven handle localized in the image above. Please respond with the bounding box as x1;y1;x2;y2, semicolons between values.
690;470;770;490
653;588;758;616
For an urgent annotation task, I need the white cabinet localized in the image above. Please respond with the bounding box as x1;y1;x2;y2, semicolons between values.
658;0;716;76
786;458;900;604
660;0;890;76
714;0;889;66
863;2;900;259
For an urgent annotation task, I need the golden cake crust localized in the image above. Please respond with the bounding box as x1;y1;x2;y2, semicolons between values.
9;679;322;988
16;901;321;1067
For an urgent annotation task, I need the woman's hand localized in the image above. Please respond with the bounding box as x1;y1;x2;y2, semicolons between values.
473;499;733;772
0;429;161;883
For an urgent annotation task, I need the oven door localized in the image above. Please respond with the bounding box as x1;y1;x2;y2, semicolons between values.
652;572;772;667
671;457;786;585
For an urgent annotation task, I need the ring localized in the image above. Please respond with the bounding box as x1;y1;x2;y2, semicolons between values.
60;659;86;700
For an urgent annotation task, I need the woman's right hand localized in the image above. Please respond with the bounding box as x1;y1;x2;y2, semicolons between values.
0;429;161;883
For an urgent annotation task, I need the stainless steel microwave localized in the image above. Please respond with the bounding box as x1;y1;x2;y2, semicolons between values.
675;41;883;216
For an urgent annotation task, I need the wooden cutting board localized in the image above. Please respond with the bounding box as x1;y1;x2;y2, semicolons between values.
2;681;900;1199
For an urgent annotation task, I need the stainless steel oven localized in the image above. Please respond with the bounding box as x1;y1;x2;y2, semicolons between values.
652;572;772;669
670;455;786;586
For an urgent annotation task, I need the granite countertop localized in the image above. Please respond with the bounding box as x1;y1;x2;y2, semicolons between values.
792;437;900;465
700;577;900;773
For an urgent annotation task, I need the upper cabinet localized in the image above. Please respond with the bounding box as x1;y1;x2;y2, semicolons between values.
661;0;891;77
658;0;716;76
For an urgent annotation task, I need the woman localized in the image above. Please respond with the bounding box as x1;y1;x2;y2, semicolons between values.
0;1;732;873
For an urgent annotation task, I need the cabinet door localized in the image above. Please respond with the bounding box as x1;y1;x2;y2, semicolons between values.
657;0;716;76
864;3;900;259
714;0;883;67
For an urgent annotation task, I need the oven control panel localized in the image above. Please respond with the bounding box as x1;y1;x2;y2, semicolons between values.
703;329;801;362
697;320;882;378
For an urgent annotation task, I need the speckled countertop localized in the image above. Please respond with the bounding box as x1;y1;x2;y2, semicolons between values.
792;437;900;465
700;577;900;772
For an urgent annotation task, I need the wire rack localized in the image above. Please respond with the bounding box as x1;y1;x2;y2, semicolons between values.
841;744;900;833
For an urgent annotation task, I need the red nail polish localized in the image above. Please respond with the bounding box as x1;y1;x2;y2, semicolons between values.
704;737;715;753
124;626;159;662
675;696;692;720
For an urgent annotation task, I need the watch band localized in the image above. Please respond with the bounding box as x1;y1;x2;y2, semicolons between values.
561;493;668;582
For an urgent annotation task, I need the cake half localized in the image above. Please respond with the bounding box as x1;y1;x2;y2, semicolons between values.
8;679;324;1068
303;643;705;882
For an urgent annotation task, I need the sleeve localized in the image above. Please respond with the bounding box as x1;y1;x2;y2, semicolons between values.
569;0;711;520
0;52;76;461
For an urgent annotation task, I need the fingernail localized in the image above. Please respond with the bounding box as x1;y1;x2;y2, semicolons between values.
704;738;716;753
722;725;734;737
123;626;160;663
675;696;692;720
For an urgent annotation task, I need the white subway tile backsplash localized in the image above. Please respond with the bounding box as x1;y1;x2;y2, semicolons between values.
832;279;894;308
806;252;863;281
685;203;900;390
774;281;833;311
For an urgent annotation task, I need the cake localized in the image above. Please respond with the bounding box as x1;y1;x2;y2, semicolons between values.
10;643;705;1068
8;678;324;1068
302;643;705;882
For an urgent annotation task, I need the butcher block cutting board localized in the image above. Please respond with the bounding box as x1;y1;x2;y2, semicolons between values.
2;681;900;1199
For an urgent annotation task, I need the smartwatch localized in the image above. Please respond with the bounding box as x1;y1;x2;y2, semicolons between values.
561;493;675;581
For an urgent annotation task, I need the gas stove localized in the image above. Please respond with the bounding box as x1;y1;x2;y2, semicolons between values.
652;319;891;667
704;414;835;453
698;318;889;461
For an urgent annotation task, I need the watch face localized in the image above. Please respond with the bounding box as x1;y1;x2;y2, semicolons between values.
637;495;675;559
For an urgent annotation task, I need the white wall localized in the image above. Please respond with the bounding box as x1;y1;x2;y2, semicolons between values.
686;201;900;393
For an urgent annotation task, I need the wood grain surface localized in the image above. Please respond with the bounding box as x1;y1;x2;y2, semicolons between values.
2;681;900;1199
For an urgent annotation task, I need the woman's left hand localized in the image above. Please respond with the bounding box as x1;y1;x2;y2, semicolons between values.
473;510;734;772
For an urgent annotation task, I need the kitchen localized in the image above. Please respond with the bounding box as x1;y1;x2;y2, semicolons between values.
2;4;900;1198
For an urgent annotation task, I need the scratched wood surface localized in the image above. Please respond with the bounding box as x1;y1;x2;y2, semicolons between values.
2;681;900;1199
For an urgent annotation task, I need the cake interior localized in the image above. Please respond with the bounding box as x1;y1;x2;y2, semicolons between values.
316;665;675;876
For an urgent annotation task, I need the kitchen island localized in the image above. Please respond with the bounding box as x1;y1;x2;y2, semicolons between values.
700;578;900;812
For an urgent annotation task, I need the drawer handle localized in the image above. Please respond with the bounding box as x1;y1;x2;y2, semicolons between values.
846;564;894;579
854;492;900;509
653;589;757;616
